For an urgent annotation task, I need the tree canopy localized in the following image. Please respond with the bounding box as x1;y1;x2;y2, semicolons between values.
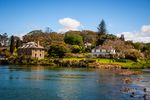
0;33;8;46
48;43;69;58
64;31;83;46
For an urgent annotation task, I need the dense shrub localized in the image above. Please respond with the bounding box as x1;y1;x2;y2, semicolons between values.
48;44;69;58
125;49;144;61
64;31;83;46
71;45;83;53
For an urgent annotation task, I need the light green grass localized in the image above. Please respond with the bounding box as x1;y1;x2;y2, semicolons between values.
63;58;135;68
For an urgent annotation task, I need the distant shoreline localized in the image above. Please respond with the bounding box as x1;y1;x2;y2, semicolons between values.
1;58;150;69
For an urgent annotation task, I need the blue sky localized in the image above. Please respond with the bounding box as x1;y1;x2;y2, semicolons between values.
0;0;150;42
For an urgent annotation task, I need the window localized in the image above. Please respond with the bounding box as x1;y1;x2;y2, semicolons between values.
35;54;37;57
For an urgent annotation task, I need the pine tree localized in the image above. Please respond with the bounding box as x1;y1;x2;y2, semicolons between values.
97;19;107;36
96;19;107;46
10;35;15;54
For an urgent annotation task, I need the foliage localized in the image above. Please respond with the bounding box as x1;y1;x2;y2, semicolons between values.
0;33;8;46
80;30;97;44
10;36;15;54
0;48;11;57
48;43;69;58
23;30;64;49
71;45;83;53
53;59;95;68
16;39;22;48
96;19;108;46
143;50;150;59
64;31;83;46
125;49;144;61
97;19;107;36
96;34;117;46
102;39;134;53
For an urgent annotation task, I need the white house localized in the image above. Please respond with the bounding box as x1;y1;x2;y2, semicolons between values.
84;42;92;48
91;45;116;57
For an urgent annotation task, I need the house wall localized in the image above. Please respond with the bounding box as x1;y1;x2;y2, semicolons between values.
32;49;44;59
18;48;44;59
18;48;32;56
91;49;116;57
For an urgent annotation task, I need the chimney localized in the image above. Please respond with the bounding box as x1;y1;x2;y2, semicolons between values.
37;41;39;47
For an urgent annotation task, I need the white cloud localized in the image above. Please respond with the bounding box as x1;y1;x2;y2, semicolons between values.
58;18;81;33
117;25;150;43
141;25;150;34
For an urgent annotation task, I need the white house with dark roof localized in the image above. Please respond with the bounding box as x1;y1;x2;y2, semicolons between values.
91;45;116;57
17;41;45;59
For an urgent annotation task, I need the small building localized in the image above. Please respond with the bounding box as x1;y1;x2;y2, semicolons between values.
91;45;116;57
17;41;44;59
84;42;92;48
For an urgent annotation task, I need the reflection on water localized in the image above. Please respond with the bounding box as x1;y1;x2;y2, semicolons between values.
0;65;150;100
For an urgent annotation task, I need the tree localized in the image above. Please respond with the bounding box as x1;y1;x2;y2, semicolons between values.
45;27;53;33
71;45;83;53
23;30;63;49
120;34;125;41
16;39;22;48
10;35;15;54
97;19;107;36
96;34;117;46
64;31;83;46
133;42;144;51
0;33;8;46
125;49;144;61
96;19;108;46
80;30;97;44
48;44;69;58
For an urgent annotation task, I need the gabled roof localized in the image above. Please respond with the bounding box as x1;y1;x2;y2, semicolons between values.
18;42;44;49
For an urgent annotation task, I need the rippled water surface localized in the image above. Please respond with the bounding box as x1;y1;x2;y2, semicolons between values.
0;65;150;100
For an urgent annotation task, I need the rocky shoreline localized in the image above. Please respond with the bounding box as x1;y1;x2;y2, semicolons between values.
93;63;150;99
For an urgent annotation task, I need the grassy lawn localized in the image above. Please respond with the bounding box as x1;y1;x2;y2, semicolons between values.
62;57;150;69
63;58;135;67
94;58;134;67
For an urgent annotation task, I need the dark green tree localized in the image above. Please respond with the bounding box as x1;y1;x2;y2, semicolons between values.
64;31;83;46
10;35;15;54
97;19;107;36
48;44;69;58
71;45;83;53
16;39;22;48
96;19;107;46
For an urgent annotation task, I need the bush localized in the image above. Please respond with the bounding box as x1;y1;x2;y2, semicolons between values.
71;45;83;53
125;49;144;61
64;31;83;46
48;44;69;58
